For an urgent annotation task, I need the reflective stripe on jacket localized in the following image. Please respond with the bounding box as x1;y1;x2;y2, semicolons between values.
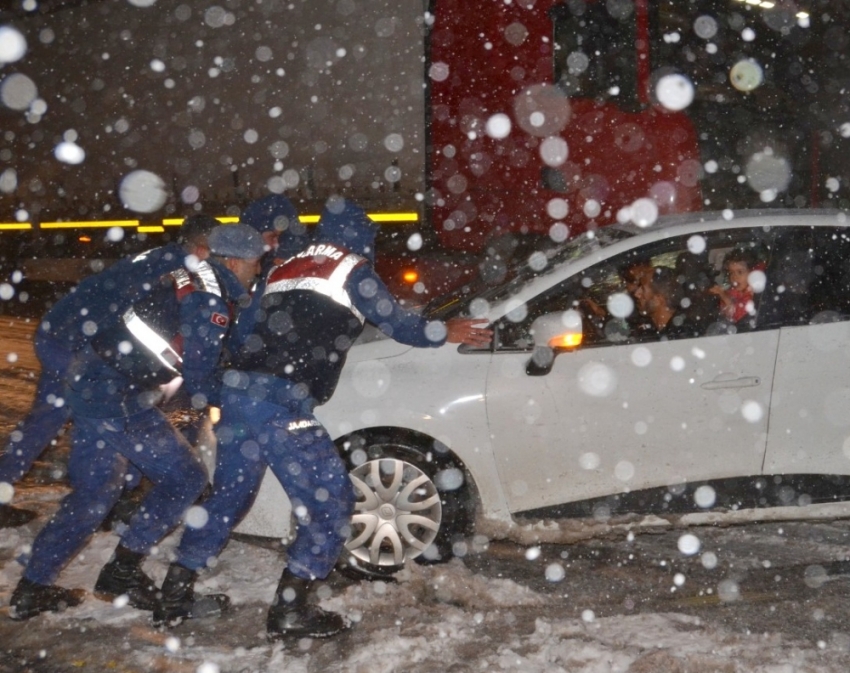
121;261;224;374
90;260;229;385
264;244;367;324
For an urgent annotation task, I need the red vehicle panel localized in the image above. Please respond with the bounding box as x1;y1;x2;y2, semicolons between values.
427;0;702;254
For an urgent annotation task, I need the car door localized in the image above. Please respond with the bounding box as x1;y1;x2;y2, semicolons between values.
484;229;780;514
762;225;850;479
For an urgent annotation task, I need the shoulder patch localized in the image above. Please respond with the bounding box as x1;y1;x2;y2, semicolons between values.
211;312;229;327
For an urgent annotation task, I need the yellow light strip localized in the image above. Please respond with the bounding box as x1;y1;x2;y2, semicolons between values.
369;212;419;222
0;212;420;231
164;216;243;225
41;220;140;229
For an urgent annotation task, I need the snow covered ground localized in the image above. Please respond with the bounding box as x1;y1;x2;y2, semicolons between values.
4;320;850;672
4;485;850;673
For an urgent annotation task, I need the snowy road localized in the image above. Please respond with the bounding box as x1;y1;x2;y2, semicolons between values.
3;316;850;672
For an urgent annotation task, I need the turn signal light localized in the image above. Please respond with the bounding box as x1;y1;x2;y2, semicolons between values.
548;332;582;349
402;269;419;284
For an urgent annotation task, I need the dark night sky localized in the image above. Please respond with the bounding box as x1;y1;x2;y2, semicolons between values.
0;0;428;221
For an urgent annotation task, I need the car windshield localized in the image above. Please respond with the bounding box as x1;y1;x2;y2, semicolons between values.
425;227;634;321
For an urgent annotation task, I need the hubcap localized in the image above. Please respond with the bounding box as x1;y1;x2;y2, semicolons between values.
345;458;442;568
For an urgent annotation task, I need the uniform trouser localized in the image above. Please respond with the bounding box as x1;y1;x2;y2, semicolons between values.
0;334;72;486
176;393;356;581
23;407;208;585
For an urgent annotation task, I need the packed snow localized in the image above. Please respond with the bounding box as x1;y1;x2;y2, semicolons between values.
5;480;850;672
4;287;850;670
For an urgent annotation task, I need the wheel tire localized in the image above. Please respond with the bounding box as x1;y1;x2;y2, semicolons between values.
336;429;475;579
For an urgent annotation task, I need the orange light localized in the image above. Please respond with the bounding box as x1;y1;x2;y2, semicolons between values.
548;332;582;349
402;269;419;284
78;235;92;243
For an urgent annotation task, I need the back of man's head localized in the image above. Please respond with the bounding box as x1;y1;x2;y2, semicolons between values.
241;195;300;235
178;214;221;252
207;224;265;261
650;266;685;310
315;196;378;262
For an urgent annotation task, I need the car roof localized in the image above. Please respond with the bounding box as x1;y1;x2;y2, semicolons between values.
611;207;848;237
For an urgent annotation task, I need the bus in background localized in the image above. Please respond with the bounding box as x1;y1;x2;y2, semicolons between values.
1;1;844;310
383;0;834;303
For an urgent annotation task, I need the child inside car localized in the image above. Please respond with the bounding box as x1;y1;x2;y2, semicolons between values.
708;247;761;326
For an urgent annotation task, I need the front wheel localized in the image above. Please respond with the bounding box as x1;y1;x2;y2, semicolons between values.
336;429;475;579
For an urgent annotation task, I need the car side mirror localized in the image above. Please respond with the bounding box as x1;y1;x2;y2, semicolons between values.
526;310;583;376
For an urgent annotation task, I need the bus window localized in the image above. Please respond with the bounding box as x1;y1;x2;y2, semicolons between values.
551;1;638;106
650;0;816;210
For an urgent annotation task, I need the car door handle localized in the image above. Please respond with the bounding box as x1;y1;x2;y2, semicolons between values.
700;376;761;390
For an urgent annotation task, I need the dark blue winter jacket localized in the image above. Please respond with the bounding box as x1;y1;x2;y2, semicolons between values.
227;198;447;406
241;194;305;277
67;258;246;418
39;243;198;352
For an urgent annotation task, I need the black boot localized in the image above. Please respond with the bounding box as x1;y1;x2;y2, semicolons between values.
266;568;349;640
0;505;38;529
94;545;159;611
9;577;86;621
151;563;230;628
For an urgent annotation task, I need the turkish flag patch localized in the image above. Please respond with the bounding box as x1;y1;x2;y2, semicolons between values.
211;312;229;327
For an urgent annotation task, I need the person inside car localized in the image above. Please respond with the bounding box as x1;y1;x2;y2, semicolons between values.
708;247;760;330
619;256;658;337
674;250;719;333
581;255;656;341
634;266;700;339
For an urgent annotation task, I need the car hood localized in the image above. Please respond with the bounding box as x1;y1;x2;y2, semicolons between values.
347;324;415;362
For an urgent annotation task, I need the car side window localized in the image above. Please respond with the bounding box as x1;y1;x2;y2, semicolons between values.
494;250;660;352
494;275;586;351
493;228;779;352
759;226;850;327
486;223;850;354
809;228;850;319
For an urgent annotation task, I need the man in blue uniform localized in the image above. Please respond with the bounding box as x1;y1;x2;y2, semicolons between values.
8;224;264;621
152;197;491;639
0;215;220;526
240;194;307;276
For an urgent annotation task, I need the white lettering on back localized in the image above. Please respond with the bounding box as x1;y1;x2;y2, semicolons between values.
297;244;344;261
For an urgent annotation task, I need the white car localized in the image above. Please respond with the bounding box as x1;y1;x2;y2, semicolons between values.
233;209;850;577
